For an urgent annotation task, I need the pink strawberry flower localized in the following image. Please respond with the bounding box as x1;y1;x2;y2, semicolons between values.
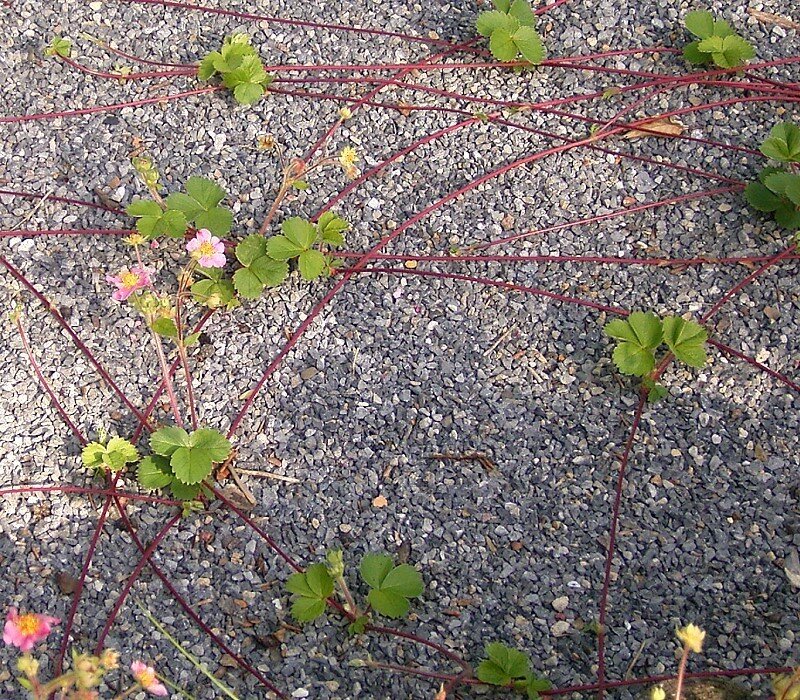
106;266;153;301
131;661;168;697
3;608;60;652
186;229;226;268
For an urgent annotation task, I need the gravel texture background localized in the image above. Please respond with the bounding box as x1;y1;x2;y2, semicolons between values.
0;0;798;698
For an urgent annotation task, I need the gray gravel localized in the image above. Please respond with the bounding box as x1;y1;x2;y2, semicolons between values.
0;0;799;698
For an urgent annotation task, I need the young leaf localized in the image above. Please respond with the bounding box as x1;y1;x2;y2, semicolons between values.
760;122;800;163
360;554;423;619
137;455;174;490
170;428;232;485
170;480;203;501
643;378;668;403
477;10;517;36
526;674;552;699
166;177;232;236
81;437;139;472
604;312;663;377
191;277;237;309
151;317;178;339
508;0;536;26
662;316;708;368
745;181;782;212
493;0;511;11
316;212;349;247
282;216;317;249
683;41;710;64
476;642;531;686
286;563;334;622
685;10;715;39
46;36;72;58
233;82;265;105
489;28;518;62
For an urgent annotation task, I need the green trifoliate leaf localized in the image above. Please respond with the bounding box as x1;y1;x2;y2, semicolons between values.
760;122;800;163
82;437;139;472
286;563;334;622
476;642;531;686
232;81;265;105
525;674;552;699
662;316;708;368
711;19;735;37
151;317;178;339
127;199;188;240
46;36;72;58
169;428;232;485
235;235;267;266
712;34;754;68
166;177;231;236
170;480;203;501
150;426;191;457
137;455;174;490
493;0;511;10
282;216;317;249
360;554;423;619
684;10;715;39
191;277;237;309
234;235;288;298
774;202;800;230
683;41;710;64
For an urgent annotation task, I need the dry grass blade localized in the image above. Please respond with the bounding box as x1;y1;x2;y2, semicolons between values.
624;117;685;140
747;9;800;31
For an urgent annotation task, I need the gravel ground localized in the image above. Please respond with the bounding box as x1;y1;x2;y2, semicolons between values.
0;0;799;698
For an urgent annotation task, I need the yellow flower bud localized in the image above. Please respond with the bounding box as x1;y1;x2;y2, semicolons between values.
16;654;39;678
676;623;706;653
338;107;353;120
649;686;666;700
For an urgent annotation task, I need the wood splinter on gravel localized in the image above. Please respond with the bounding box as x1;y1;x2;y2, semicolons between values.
426;451;497;472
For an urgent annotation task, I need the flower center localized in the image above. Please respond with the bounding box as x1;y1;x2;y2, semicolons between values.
198;241;216;257
137;668;156;686
16;614;40;636
120;271;140;288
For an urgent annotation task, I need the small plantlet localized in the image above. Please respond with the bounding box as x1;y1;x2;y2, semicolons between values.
682;11;754;69
285;551;423;625
138;426;231;500
233;235;289;299
45;36;71;58
198;34;273;105
266;214;348;282
81;436;138;474
476;0;545;65
745;122;800;233
476;643;551;699
604;312;708;401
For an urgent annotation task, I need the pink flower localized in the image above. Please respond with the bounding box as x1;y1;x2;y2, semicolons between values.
186;229;226;268
106;266;153;301
3;608;60;652
131;661;168;697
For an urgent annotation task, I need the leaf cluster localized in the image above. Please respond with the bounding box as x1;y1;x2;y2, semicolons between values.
126;176;232;240
476;0;545;65
476;643;551;699
81;436;138;474
137;426;231;500
604;312;708;400
745;123;800;232
265;214;348;283
285;551;423;624
191;268;239;310
683;10;754;68
198;34;273;105
46;36;72;58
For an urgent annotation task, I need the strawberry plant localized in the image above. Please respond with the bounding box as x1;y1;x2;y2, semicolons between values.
476;643;551;699
745;122;800;234
198;34;273;105
604;312;708;401
476;0;545;65
682;10;754;68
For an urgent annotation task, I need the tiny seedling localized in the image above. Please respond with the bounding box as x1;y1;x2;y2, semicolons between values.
81;436;138;474
604;311;708;401
476;643;551;699
45;36;72;58
682;10;754;68
198;34;273;105
266;214;348;282
476;0;545;65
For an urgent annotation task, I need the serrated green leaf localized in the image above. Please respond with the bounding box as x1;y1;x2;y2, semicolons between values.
233;268;264;299
46;36;72;58
170;480;202;501
305;563;335;598
317;212;349;248
233;82;264;105
513;25;545;64
683;41;711;64
612;342;656;377
348;615;369;635
367;589;409;618
761;122;800;163
605;312;662;349
486;642;530;679
81;442;106;469
186;176;226;209
380;564;423;598
745;181;782;212
266;235;304;260
711;19;735;37
489;28;518;61
171;447;213;485
195;206;233;236
476;659;511;686
151;426;191;457
685;10;715;39
184;332;201;347
235;235;267;266
697;36;724;53
493;0;511;10
662;316;707;368
198;53;220;80
137;455;174;490
509;0;536;26
713;34;754;68
191;278;236;309
106;437;139;464
291;597;326;622
282;216;317;249
476;10;518;36
297;249;326;280
127;198;162;217
774;201;800;230
526;674;552;699
250;256;288;287
360;554;394;588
